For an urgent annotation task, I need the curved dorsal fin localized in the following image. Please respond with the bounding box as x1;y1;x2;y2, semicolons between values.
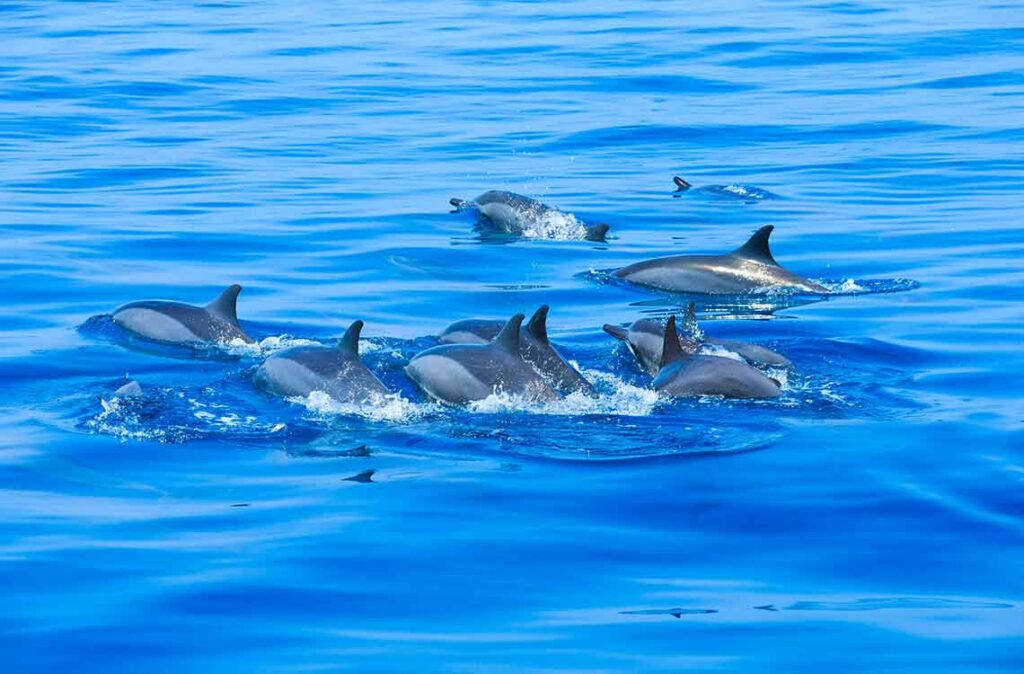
526;305;549;343
673;176;692;191
732;225;778;265
493;313;524;353
338;320;363;355
206;284;243;324
660;315;686;369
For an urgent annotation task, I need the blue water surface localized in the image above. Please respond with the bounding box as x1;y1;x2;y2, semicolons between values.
2;1;1024;672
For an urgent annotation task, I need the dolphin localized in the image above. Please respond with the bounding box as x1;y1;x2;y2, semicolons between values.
112;284;254;346
254;320;390;403
439;306;595;396
653;316;782;399
672;176;777;201
406;313;560;405
612;225;828;294
603;303;790;375
450;190;609;241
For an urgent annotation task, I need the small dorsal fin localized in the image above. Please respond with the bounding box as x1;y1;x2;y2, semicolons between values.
660;315;686;369
493;313;524;353
206;284;243;324
526;305;549;343
673;176;692;191
602;324;629;341
585;223;609;241
338;320;363;355
732;225;778;265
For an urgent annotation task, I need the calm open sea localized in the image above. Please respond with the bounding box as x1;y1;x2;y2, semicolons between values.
2;1;1023;672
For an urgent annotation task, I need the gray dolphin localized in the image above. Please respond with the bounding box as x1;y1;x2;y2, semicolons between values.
255;320;390;403
603;303;790;375
613;225;828;294
112;284;254;346
672;175;777;201
406;313;560;405
450;190;609;241
438;306;595;396
653;316;782;399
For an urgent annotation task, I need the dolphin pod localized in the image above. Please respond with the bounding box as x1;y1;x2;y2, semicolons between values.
604;302;790;376
406;313;560;404
450;190;610;241
439;305;595;397
653;316;782;399
96;177;853;405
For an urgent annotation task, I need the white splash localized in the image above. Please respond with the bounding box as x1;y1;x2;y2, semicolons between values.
466;368;661;417
519;210;592;241
220;335;321;358
297;391;431;424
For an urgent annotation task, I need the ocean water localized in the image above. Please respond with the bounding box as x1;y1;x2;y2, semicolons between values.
2;1;1023;671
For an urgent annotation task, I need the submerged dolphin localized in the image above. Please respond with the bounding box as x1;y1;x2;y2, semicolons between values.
613;225;828;294
406;313;560;405
438;305;595;396
653;316;782;399
255;320;390;403
112;284;254;346
672;176;777;201
603;303;790;375
450;190;609;241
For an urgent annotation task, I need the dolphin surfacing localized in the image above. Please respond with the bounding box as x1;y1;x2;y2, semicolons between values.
255;320;391;404
407;313;560;405
652;316;781;400
450;190;609;241
439;306;595;396
603;303;790;375
112;284;254;346
613;226;828;295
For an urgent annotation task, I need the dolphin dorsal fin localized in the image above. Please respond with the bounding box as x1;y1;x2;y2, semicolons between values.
660;315;686;369
673;176;692;191
732;225;778;265
526;305;549;343
602;324;629;341
493;313;524;353
338;320;364;355
206;284;243;324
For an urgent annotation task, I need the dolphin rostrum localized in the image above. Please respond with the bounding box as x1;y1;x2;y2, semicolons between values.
439;305;595;396
450;190;609;241
112;284;254;346
406;313;560;405
613;225;828;294
255;320;390;404
603;303;790;375
652;316;782;399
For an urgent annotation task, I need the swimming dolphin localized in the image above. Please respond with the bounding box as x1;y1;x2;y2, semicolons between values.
255;320;390;403
603;303;790;375
112;284;254;346
450;190;609;241
653;316;782;399
406;313;560;405
672;176;777;201
439;306;595;396
612;225;828;294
